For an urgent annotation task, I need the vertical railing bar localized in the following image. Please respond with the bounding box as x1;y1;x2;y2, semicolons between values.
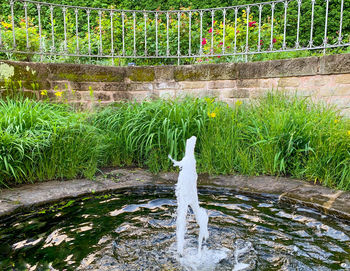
283;1;288;49
37;4;43;60
189;11;192;56
338;0;344;44
234;7;238;53
98;10;103;56
87;9;91;55
75;8;79;54
296;0;301;48
63;7;67;54
211;10;214;56
122;11;125;56
155;12;158;56
199;11;203;55
0;9;2;47
10;0;16;49
258;4;262;52
177;11;180;65
110;10;114;65
270;3;275;51
166;12;169;56
133;11;136;56
245;5;250;57
0;19;2;47
222;9;226;55
323;0;329;53
144;13;148;56
50;5;55;53
309;0;315;48
24;2;29;49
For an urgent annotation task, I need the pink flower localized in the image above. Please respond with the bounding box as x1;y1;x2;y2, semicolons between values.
208;28;213;33
219;42;223;45
227;46;230;49
236;30;240;34
202;38;207;45
273;38;277;43
248;21;256;27
198;59;203;62
260;39;263;45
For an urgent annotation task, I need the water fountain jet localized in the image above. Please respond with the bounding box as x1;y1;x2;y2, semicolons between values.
168;136;209;256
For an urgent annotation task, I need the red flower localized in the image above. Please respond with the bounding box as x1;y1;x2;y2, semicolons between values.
273;38;277;43
236;30;240;34
202;38;207;45
248;21;256;27
208;28;213;33
260;39;263;45
217;56;221;58
227;46;230;49
219;42;223;45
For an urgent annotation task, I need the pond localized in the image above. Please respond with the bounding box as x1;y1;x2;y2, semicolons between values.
0;186;349;270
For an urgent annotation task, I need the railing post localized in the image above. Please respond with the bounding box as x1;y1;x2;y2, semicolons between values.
222;9;226;55
338;0;344;44
323;0;329;54
234;7;238;54
309;0;315;48
283;1;288;50
133;11;137;57
99;10;103;56
296;0;301;48
145;12;148;56
37;3;43;61
270;3;275;51
177;11;181;65
24;2;29;50
10;0;16;49
258;4;262;52
50;5;55;54
110;10;114;65
75;8;79;55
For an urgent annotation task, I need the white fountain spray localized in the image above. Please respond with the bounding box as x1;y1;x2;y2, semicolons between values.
168;136;209;256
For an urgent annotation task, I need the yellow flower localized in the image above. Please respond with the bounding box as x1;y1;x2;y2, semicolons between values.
334;119;340;124
1;22;12;29
235;100;243;106
55;91;63;97
208;112;216;118
40;90;47;96
347;131;350;136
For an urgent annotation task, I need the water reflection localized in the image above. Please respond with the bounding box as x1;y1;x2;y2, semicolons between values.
0;187;349;270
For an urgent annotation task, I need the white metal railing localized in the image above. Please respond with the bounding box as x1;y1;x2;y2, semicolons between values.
0;0;348;65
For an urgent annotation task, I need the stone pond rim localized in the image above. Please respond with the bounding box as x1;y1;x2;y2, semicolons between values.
0;168;349;221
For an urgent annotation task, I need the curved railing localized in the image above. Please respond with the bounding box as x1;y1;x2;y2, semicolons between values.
0;0;348;65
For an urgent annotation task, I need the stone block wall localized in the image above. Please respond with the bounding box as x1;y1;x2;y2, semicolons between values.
0;53;350;115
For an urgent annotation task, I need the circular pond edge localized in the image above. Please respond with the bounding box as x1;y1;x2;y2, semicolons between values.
0;168;349;220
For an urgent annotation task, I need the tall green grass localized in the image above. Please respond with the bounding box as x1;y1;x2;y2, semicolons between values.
0;99;107;186
1;93;349;190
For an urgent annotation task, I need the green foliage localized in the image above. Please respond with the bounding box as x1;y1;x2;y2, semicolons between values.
1;0;349;65
0;93;349;190
0;17;41;61
0;98;107;186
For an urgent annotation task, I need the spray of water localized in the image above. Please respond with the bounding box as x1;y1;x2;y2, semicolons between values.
168;136;209;256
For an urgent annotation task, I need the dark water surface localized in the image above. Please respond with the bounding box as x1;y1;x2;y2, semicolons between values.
0;186;349;270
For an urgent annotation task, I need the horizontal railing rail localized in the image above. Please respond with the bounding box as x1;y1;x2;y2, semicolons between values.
0;0;348;65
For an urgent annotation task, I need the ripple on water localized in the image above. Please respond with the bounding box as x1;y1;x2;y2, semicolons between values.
0;188;349;271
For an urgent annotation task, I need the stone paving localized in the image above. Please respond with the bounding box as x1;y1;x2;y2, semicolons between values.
0;168;349;220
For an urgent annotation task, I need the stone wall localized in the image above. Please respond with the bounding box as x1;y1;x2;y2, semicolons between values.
1;53;350;115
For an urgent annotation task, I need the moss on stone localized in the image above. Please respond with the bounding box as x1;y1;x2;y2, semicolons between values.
128;68;155;82
58;72;124;82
